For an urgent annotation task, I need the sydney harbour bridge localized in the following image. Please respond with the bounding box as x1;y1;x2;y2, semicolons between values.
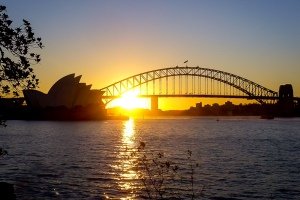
100;66;298;110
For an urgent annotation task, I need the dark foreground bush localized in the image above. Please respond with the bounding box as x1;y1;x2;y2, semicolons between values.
121;141;203;199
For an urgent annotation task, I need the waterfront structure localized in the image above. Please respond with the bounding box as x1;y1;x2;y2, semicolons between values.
100;66;299;111
23;74;104;109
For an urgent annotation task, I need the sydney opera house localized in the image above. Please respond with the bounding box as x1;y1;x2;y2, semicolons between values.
22;74;106;120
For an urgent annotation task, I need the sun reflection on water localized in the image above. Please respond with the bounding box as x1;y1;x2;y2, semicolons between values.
123;118;135;145
117;118;139;199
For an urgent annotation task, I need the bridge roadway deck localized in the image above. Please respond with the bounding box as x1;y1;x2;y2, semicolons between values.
102;94;282;100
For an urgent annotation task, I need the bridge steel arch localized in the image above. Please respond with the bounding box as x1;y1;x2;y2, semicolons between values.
100;66;278;104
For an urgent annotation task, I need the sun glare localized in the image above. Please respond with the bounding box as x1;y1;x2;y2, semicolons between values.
109;90;149;110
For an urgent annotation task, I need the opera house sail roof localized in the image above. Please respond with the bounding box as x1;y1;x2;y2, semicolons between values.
23;74;104;109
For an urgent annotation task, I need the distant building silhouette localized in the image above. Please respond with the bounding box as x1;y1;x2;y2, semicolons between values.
23;74;104;109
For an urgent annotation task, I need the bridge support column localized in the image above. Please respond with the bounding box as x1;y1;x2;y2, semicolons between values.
151;96;159;111
278;84;295;116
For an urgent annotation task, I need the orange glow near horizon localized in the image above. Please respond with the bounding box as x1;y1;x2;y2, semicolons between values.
107;90;150;110
106;92;255;111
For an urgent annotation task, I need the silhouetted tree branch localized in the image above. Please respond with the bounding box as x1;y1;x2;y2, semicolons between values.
0;5;43;97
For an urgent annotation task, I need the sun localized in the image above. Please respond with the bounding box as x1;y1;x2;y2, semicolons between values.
108;90;149;110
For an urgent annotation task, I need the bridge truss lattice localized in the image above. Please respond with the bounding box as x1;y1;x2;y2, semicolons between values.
100;66;278;104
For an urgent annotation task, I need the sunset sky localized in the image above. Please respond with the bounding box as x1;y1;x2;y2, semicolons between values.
3;0;300;110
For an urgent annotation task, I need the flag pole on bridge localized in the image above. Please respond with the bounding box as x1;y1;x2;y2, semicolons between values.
184;60;188;67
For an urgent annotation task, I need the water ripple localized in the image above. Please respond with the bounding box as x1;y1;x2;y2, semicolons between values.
0;118;299;199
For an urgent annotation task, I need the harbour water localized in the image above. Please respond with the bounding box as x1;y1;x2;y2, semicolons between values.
0;117;300;199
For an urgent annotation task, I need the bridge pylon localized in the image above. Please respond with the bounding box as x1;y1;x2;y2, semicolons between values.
151;96;159;111
278;84;295;116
